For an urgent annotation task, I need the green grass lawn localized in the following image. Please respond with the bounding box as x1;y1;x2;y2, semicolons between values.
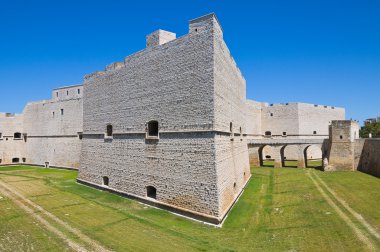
0;165;379;251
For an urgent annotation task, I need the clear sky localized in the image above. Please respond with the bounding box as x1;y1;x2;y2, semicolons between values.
0;0;379;123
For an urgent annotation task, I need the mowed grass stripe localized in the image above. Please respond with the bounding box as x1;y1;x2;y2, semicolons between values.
0;180;89;252
1;165;378;251
267;167;362;251
0;191;74;251
0;179;112;252
312;170;380;243
1;169;225;251
307;170;378;251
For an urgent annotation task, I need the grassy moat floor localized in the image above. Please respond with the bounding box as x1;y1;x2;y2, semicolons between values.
1;165;380;251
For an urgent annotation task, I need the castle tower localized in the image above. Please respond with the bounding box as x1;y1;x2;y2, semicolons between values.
325;120;360;171
78;13;250;224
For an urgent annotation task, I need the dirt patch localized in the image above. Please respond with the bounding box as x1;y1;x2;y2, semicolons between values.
0;179;112;252
0;182;87;251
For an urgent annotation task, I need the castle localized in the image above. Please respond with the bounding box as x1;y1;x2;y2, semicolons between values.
3;13;373;224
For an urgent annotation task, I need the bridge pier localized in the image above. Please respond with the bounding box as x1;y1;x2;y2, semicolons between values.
248;146;260;167
297;145;306;168
272;146;283;168
248;139;326;169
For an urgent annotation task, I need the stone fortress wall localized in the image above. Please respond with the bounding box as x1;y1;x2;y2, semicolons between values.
245;102;345;160
3;13;375;224
258;102;345;139
78;14;250;223
212;15;251;216
326;120;380;178
0;85;83;168
0;113;25;164
355;139;380;177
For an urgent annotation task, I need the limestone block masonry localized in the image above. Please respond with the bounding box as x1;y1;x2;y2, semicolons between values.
355;139;380;177
326;120;380;178
0;85;83;168
1;13;363;224
78;13;250;224
325;120;360;171
258;103;344;139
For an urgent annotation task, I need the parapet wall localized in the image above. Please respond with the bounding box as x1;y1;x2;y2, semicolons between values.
0;85;83;168
355;139;380;178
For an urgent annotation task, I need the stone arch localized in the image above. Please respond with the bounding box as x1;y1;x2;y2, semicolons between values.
280;145;299;168
304;145;323;168
259;145;273;167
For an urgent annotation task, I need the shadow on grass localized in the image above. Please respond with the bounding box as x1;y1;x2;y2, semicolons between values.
283;160;298;168
262;160;274;167
306;159;323;171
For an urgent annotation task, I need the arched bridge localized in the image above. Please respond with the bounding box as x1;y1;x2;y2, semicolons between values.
247;138;329;168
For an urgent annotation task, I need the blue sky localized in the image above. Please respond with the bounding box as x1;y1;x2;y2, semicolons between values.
0;0;379;123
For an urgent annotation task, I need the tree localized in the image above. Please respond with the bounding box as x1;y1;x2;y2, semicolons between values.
360;122;380;138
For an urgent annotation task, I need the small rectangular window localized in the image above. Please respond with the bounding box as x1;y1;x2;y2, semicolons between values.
78;89;80;94
52;112;55;117
60;109;64;115
106;125;113;137
67;90;69;96
146;121;159;139
282;132;287;136
313;131;317;135
56;92;59;97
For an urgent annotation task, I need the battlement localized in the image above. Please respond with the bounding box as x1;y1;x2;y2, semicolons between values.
264;102;344;110
189;13;222;34
0;113;16;118
84;13;224;81
146;30;176;48
330;120;360;143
